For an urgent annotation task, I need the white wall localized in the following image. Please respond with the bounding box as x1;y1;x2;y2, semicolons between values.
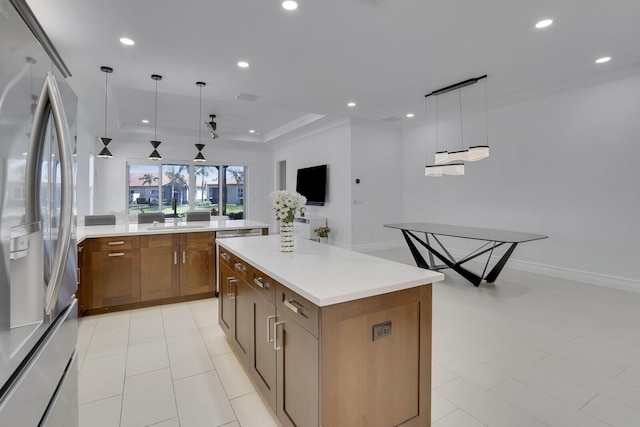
74;117;93;218
350;119;403;250
87;136;274;227
74;73;640;290
401;74;640;290
273;121;352;247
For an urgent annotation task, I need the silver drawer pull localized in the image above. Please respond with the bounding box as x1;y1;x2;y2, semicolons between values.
254;277;269;289
220;252;230;261
284;299;303;314
234;262;246;273
266;315;276;343
107;241;125;246
174;251;177;265
108;252;125;257
227;277;238;299
274;321;285;351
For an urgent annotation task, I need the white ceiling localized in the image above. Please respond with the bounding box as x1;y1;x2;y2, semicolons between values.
26;0;640;146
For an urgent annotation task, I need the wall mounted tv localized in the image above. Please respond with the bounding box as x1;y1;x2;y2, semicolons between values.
296;164;327;206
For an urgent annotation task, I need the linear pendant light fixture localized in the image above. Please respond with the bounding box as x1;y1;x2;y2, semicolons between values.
98;66;114;158
194;81;206;162
148;74;162;160
424;75;489;177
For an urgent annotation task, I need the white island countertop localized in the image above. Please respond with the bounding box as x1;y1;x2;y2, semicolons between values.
77;219;269;243
217;235;444;306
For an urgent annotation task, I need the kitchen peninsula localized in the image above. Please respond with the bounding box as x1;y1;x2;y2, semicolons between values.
77;219;268;315
217;235;444;427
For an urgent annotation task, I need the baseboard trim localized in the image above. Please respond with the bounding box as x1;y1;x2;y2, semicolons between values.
505;258;640;294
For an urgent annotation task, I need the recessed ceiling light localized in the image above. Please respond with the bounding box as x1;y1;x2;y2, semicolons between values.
595;56;611;64
347;102;356;107
249;130;256;133
237;61;249;68
535;19;553;29
282;1;298;10
119;37;135;46
141;119;149;124
406;113;415;118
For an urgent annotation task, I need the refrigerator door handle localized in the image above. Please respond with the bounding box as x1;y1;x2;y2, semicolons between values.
25;72;74;316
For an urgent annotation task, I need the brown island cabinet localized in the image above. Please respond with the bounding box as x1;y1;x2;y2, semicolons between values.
217;235;444;427
76;222;268;315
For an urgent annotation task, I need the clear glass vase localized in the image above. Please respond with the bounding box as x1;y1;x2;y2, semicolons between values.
280;220;294;252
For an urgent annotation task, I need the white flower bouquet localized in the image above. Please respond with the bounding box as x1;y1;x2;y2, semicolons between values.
269;190;307;224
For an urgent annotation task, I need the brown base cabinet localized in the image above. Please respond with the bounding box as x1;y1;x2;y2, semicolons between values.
218;248;432;427
77;242;87;315
140;234;180;301
179;232;216;296
90;236;141;309
80;232;216;315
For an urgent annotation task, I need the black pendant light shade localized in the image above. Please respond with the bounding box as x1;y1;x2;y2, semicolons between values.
148;74;163;160
194;143;205;162
148;140;162;161
97;137;113;158
99;66;114;158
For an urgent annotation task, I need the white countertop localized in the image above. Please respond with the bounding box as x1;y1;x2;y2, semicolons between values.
77;219;269;242
217;235;444;306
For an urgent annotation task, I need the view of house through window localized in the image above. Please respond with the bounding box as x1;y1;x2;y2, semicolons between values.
222;165;245;219
162;164;190;216
128;163;245;218
194;165;219;213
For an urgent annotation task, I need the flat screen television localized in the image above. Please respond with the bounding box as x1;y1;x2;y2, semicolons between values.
296;164;327;206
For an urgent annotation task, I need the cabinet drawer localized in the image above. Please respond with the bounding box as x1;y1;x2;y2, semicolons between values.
250;270;276;303
276;283;319;338
180;232;214;247
232;257;253;283
140;233;178;248
218;247;234;269
92;236;139;251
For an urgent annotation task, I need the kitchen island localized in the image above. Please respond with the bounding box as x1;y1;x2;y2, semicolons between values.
77;219;268;315
217;235;444;427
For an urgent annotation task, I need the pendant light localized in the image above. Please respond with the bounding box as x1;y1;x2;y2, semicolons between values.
98;66;114;158
424;75;489;177
194;81;206;162
148;74;162;160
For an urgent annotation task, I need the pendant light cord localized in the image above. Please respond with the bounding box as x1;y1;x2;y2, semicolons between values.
198;85;202;144
484;78;489;144
104;70;108;137
435;96;439;154
458;88;464;150
154;79;158;140
425;96;429;163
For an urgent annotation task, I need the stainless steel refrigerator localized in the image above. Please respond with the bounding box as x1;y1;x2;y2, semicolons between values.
0;0;79;425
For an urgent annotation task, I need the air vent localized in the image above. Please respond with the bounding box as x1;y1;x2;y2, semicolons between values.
381;116;402;123
236;93;259;101
362;0;383;5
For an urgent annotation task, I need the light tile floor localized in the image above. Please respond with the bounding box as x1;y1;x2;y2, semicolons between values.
77;248;640;426
77;298;280;427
